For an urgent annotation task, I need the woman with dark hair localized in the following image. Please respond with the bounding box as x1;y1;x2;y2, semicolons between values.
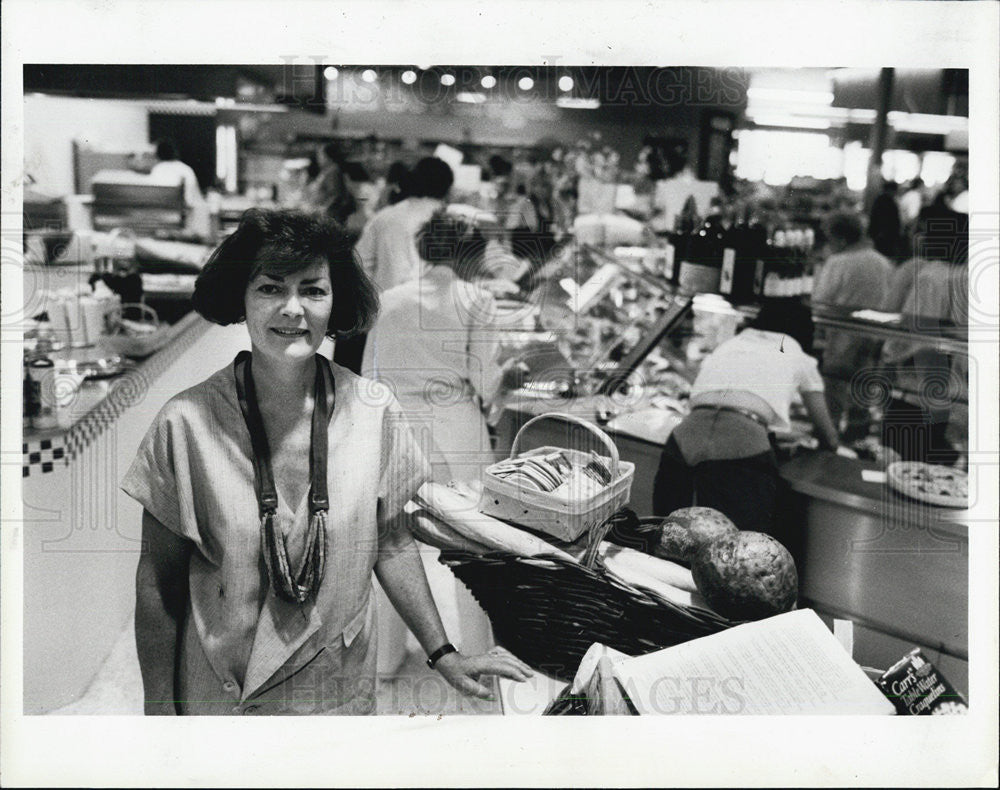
123;209;530;715
652;300;846;532
362;212;519;660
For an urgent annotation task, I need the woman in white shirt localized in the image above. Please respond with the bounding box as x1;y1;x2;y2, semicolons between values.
362;212;516;658
652;301;843;532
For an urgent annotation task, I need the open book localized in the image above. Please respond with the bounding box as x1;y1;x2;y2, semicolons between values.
610;609;896;715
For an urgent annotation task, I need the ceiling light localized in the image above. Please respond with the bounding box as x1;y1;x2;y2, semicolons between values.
456;91;487;104
361;69;377;83
746;87;834;105
481;75;497;89
518;76;534;91
401;70;417;85
556;97;600;110
558;75;574;92
440;73;456;87
323;67;339;81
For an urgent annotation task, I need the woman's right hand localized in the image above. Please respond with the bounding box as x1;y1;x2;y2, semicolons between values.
434;646;534;700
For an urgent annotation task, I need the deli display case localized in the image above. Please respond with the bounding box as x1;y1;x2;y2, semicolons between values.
487;239;970;697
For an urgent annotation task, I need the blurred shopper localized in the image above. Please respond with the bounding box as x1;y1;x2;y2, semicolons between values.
652;301;847;533
335;157;454;374
813;210;894;442
879;201;968;467
374;160;410;210
304;142;355;224
354;157;454;292
151;138;208;234
362;213;520;660
869;180;903;260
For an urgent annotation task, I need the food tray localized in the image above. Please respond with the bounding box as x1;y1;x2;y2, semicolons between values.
886;461;969;508
439;510;736;681
480;412;635;542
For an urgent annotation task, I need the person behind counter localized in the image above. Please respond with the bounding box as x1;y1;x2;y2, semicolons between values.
813;210;894;443
878;200;968;467
652;300;848;533
124;208;531;715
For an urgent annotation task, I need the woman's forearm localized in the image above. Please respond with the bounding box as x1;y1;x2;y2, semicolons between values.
134;559;187;715
134;511;192;715
374;522;449;656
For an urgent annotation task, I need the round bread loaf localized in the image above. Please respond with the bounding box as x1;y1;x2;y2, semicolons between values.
655;507;738;562
691;532;798;621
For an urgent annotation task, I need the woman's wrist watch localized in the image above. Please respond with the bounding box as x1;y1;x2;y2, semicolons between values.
426;642;458;669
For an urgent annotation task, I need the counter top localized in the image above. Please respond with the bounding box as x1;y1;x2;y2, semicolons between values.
22;311;211;473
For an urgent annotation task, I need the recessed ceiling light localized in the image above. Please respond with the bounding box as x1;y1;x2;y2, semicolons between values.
401;70;417;85
481;75;497;89
323;67;339;81
440;73;456;87
361;69;377;83
518;76;534;91
558;75;574;92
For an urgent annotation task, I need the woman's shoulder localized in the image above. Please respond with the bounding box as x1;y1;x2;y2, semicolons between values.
154;364;236;426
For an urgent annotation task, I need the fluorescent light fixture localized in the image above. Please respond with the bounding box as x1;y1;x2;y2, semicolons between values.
746;87;834;105
323;66;339;81
888;111;968;135
401;70;417;85
750;113;831;130
440;73;456;86
361;69;377;83
481;75;497;89
556;97;600;110
517;76;534;91
456;91;487;104
558;75;574;92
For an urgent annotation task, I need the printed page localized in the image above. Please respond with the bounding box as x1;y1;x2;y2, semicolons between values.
612;609;896;715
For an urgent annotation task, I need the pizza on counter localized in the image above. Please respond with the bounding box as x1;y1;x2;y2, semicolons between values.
887;461;969;508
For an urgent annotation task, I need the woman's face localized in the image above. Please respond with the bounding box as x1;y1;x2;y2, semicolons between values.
244;258;333;365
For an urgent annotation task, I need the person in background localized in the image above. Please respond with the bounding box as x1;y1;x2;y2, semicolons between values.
361;212;521;667
374;160;410;211
125;209;530;715
151;138;204;208
652;301;849;533
151;138;208;235
869;180;903;261
899;177;926;235
304;142;354;224
340;161;376;239
813;210;894;443
335;157;454;374
353;156;454;293
879;201;968;467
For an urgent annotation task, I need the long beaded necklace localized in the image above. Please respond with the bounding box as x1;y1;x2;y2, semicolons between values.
233;350;333;603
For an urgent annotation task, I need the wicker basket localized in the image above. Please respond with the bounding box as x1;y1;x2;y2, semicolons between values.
101;303;172;359
439;510;737;681
480;412;635;542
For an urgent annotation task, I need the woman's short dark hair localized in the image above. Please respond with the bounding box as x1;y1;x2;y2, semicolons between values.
193;209;378;337
416;212;487;281
406;157;454;199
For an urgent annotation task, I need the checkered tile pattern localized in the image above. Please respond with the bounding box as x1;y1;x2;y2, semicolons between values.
22;438;67;477
22;314;209;476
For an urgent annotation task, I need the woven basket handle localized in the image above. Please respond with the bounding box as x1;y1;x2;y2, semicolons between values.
104;302;159;328
510;411;620;479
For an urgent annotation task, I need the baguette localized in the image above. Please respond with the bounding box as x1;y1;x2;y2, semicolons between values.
415;482;575;561
404;503;495;555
